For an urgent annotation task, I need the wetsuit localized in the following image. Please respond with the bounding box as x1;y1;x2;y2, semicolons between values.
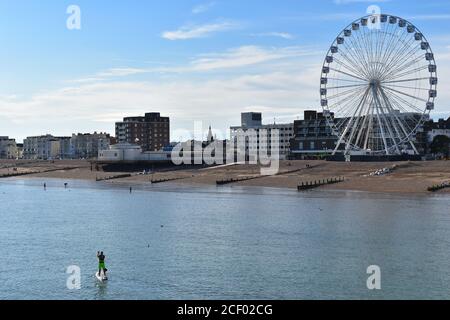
98;254;106;275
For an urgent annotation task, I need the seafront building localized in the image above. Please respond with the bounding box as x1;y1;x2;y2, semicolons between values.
23;133;113;160
98;143;171;162
115;112;170;152
230;112;294;160
0;136;18;159
289;110;449;159
70;132;111;159
23;135;64;160
289;110;338;159
417;117;450;155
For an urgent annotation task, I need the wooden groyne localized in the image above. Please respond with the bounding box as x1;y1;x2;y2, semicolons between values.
96;174;132;182
216;164;320;186
427;181;450;192
0;167;82;179
216;176;260;185
298;177;345;191
151;177;186;184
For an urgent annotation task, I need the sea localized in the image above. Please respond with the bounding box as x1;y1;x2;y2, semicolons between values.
0;178;449;300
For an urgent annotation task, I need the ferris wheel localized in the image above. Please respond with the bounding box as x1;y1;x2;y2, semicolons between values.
320;14;437;156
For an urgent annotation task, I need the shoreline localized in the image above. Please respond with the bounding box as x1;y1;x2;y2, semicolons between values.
1;159;449;196
3;176;450;200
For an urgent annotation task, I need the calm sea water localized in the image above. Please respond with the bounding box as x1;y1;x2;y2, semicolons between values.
0;178;449;300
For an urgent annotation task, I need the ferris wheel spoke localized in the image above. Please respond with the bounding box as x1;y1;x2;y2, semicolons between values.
327;86;366;101
377;31;401;78
382;85;428;103
382;77;430;84
333;90;368;127
376;87;404;152
381;87;424;115
375;26;396;77
352;28;373;76
329;67;367;82
330;91;368;117
385;65;429;82
381;49;424;80
363;96;375;151
372;87;391;154
326;77;366;84
385;53;426;79
333;87;371;155
346;89;372;151
382;38;418;77
347;33;373;77
379;39;420;80
334;56;369;80
382;84;429;91
326;83;368;90
379;86;420;153
378;29;413;78
336;45;371;79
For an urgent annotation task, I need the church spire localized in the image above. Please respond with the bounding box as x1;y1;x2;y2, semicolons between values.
207;126;214;143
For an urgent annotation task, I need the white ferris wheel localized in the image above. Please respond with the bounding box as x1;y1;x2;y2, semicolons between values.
320;14;437;156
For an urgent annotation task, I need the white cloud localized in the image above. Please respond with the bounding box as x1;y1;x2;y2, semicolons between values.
0;57;320;141
250;32;295;40
71;45;319;81
161;22;237;40
185;46;316;71
96;67;148;78
192;2;216;14
3;44;450;141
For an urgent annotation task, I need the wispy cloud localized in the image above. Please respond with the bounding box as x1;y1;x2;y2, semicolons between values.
192;2;216;14
67;45;318;85
97;67;148;78
250;32;295;40
161;21;237;40
185;46;314;71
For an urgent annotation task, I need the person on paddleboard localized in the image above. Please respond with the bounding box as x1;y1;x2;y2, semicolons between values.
97;251;107;277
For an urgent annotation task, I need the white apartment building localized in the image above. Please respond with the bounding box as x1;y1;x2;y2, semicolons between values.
230;112;294;160
0;136;18;159
23;135;63;160
23;133;112;160
70;132;111;159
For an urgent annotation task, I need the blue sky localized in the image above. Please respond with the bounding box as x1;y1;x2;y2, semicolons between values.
1;0;450;141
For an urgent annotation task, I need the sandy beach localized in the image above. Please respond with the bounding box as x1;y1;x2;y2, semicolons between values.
0;159;449;194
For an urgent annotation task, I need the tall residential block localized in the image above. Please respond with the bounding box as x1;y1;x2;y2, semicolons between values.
115;112;170;152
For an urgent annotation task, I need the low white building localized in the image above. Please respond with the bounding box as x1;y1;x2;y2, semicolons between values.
23;133;112;160
98;143;171;162
0;136;18;159
23;135;64;160
70;132;111;159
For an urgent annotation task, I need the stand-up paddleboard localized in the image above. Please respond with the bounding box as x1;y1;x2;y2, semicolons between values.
96;271;108;282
